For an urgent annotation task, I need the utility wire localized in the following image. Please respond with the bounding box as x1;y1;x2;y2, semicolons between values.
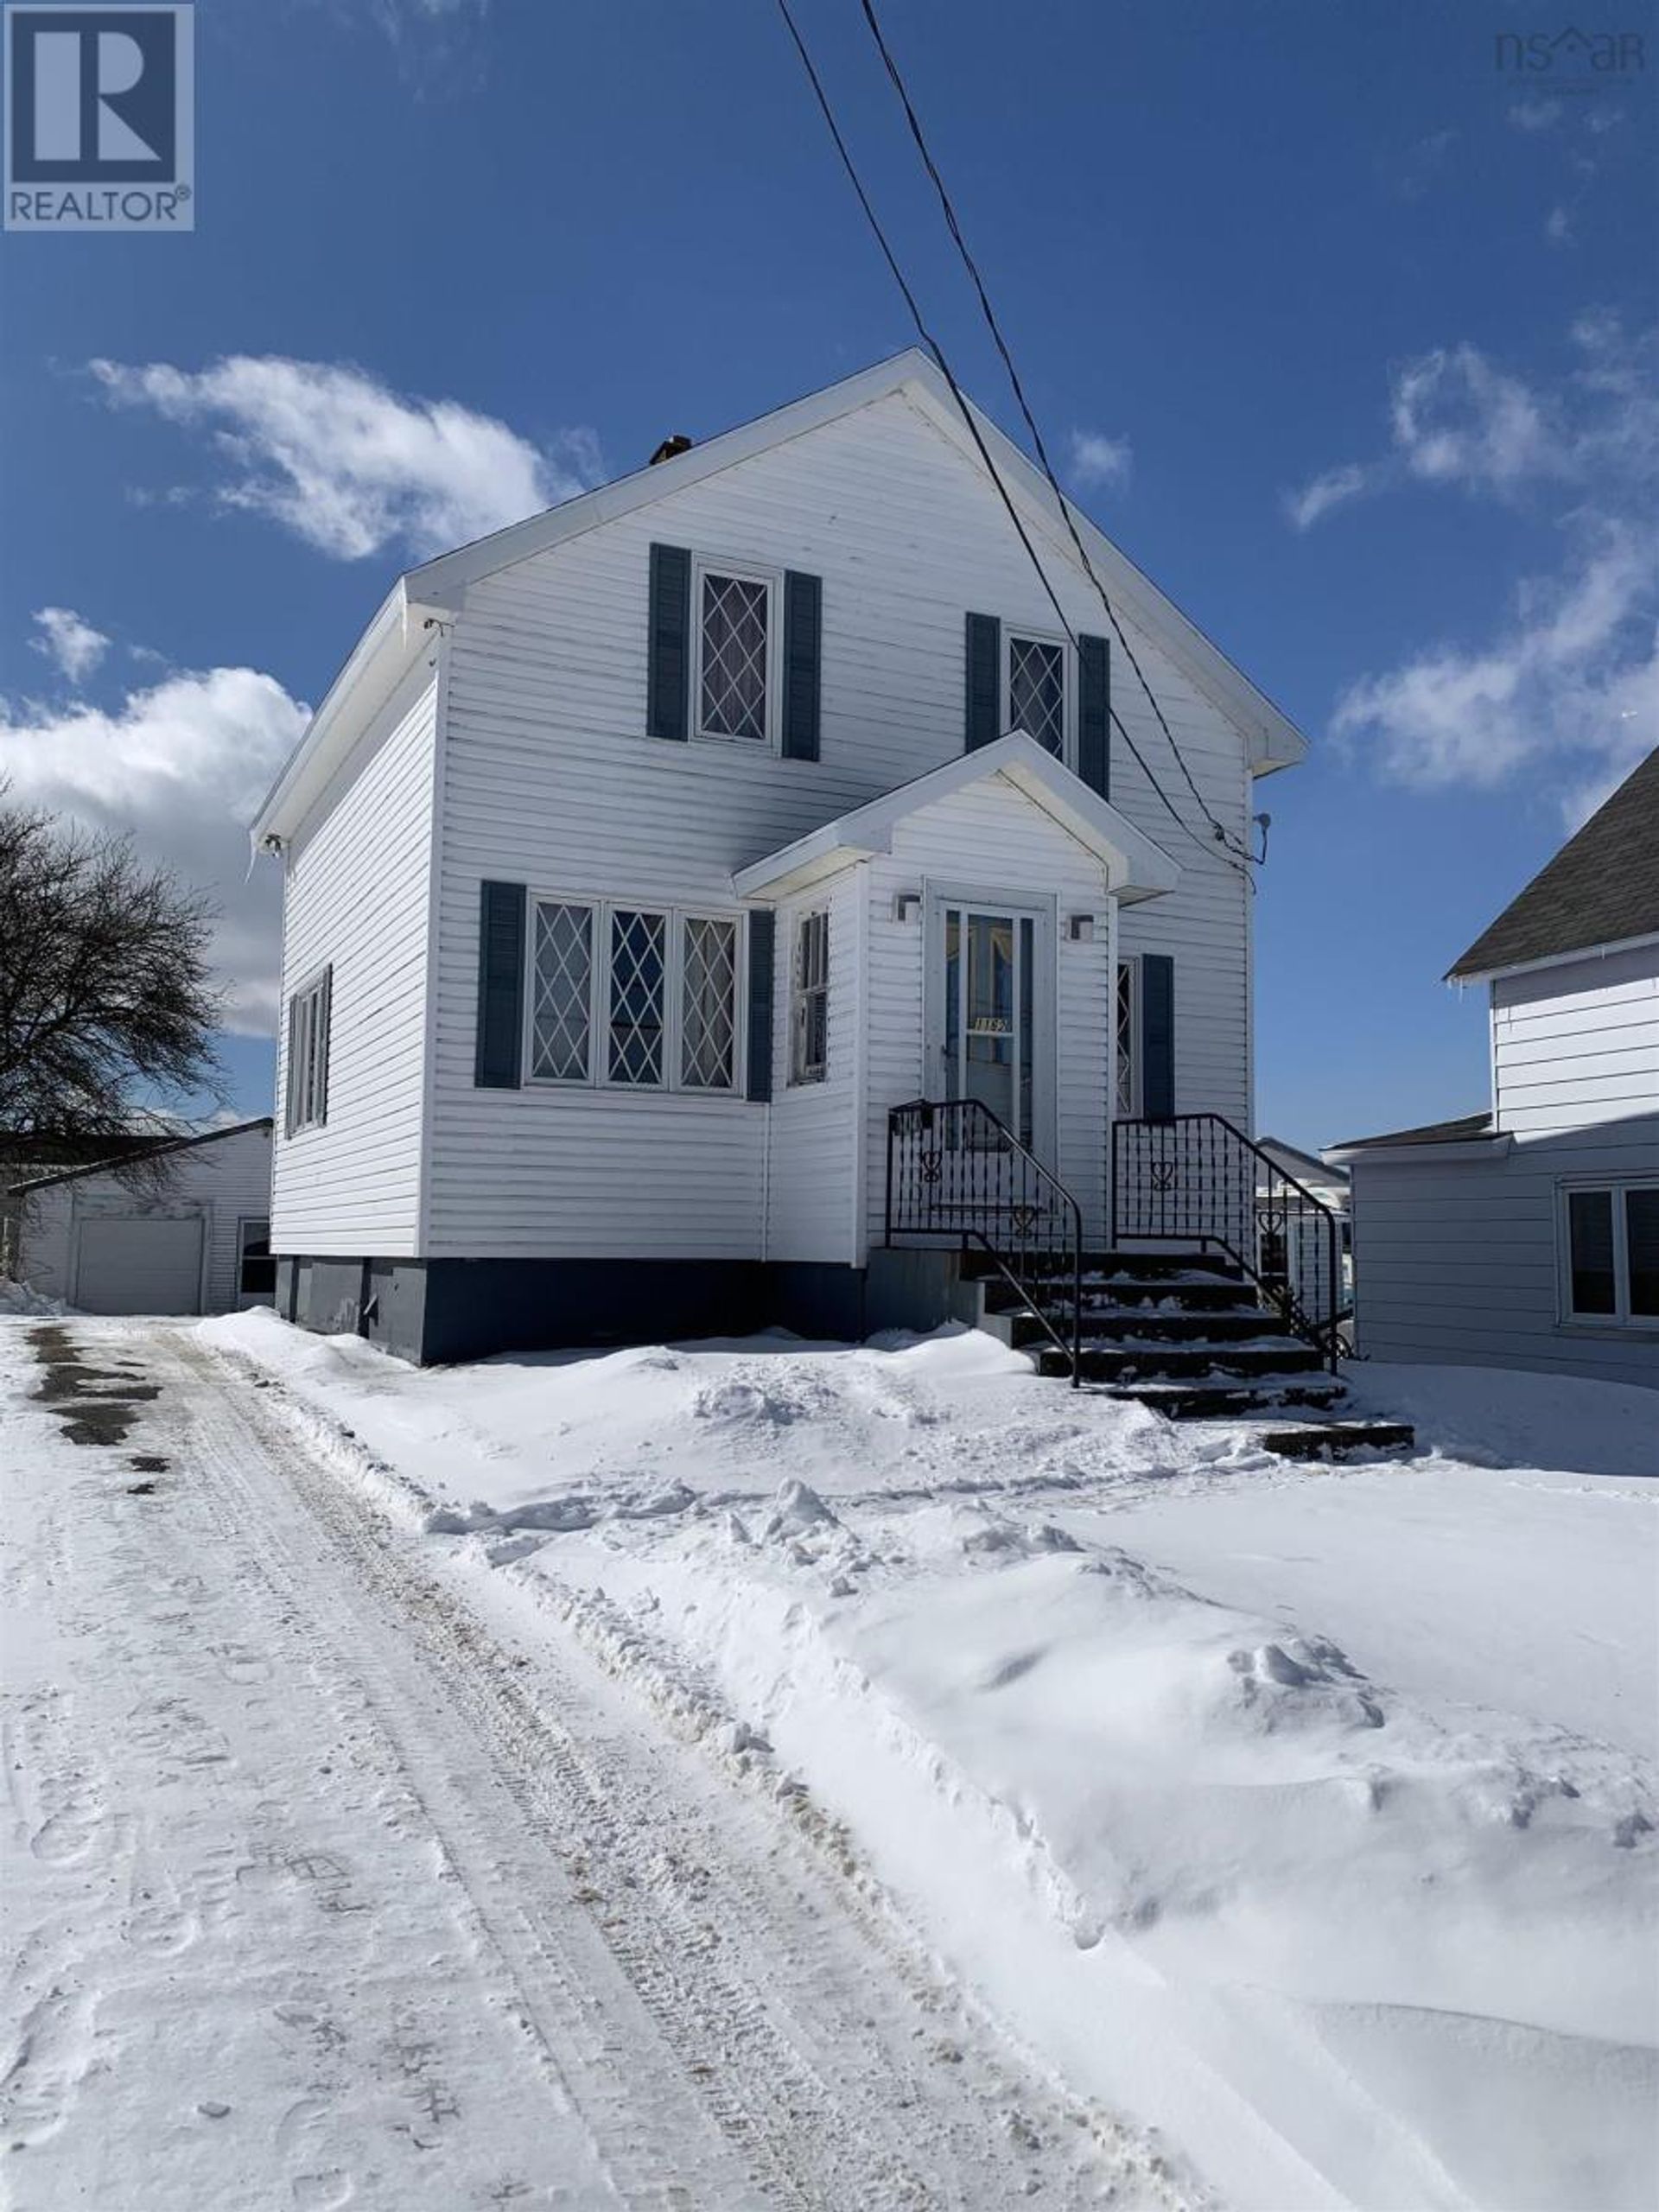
773;0;1249;879
856;0;1255;868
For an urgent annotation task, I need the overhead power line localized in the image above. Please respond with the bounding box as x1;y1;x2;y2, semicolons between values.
856;0;1255;868
771;0;1253;880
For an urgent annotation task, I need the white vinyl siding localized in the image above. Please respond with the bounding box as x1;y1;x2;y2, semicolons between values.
426;390;1249;1264
1348;1114;1659;1389
766;872;863;1263
1491;943;1659;1135
271;664;438;1257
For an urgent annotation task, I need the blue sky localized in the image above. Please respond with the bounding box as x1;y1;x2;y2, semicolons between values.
3;0;1655;1148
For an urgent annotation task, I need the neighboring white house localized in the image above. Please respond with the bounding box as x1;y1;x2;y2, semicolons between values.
1328;748;1659;1389
6;1119;275;1316
1255;1135;1353;1323
251;351;1309;1363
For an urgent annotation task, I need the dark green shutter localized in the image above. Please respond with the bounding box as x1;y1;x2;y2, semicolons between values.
315;966;332;1127
782;570;823;760
647;543;691;741
1141;954;1174;1122
747;910;775;1103
1077;634;1110;799
474;880;526;1088
283;995;300;1136
964;613;1001;751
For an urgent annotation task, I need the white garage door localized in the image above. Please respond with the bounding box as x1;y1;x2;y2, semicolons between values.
73;1216;205;1315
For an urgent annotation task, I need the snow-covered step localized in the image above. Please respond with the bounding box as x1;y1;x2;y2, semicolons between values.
1257;1419;1417;1461
1042;1370;1347;1418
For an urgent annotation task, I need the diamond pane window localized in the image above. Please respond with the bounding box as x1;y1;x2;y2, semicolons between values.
1116;960;1138;1118
531;901;594;1080
681;917;738;1090
699;571;771;741
1008;635;1065;757
607;909;667;1085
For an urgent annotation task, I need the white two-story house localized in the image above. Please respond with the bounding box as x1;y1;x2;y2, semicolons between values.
253;352;1307;1363
1329;747;1658;1389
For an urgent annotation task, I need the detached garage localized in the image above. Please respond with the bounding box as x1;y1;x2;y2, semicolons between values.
5;1119;275;1316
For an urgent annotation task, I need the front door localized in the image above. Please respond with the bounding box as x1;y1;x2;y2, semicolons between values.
925;893;1053;1158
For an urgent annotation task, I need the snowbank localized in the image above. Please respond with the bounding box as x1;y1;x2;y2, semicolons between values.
202;1310;1659;2212
0;1277;66;1316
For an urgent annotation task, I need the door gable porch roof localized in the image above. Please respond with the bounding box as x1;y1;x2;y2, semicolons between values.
730;731;1180;903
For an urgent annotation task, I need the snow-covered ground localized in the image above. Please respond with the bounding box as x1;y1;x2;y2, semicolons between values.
195;1311;1659;2212
2;1317;1156;2209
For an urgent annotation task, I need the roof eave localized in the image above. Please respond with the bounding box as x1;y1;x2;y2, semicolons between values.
1446;925;1659;988
731;732;1180;904
250;582;439;847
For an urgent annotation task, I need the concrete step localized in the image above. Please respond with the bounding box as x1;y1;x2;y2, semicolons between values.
989;1303;1290;1347
1036;1366;1348;1419
967;1249;1243;1286
1257;1420;1417;1461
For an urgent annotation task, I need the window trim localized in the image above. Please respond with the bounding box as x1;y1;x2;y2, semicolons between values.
789;908;830;1087
1004;626;1072;766
524;896;747;1098
284;963;332;1137
1555;1177;1659;1328
691;554;782;750
236;1214;275;1300
1115;955;1141;1120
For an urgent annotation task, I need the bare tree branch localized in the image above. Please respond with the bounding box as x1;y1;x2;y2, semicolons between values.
0;788;227;1177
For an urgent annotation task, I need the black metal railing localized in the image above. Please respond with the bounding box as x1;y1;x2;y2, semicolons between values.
1111;1114;1344;1371
887;1098;1084;1384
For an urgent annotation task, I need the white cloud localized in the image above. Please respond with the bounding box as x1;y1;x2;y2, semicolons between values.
0;660;309;1032
1067;429;1133;493
89;354;602;562
1389;345;1555;492
1326;319;1657;816
1281;463;1370;532
1508;98;1563;131
1545;204;1575;246
1332;530;1655;804
29;606;111;684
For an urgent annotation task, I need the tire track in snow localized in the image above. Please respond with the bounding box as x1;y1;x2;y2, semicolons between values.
158;1326;1128;2209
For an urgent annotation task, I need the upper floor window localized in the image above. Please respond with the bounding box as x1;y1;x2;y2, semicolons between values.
696;562;776;743
528;897;741;1096
791;911;830;1085
1560;1182;1659;1325
284;966;331;1135
1007;632;1067;758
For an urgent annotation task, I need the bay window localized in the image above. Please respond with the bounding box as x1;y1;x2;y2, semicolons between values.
528;898;742;1096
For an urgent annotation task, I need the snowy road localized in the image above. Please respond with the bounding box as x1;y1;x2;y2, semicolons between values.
0;1318;1129;2210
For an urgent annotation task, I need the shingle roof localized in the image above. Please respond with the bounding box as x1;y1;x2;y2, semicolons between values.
1328;1112;1495;1153
1446;747;1659;980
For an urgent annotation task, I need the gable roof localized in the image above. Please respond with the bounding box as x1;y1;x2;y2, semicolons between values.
1256;1135;1348;1187
8;1116;273;1198
730;730;1180;904
252;351;1307;845
1446;747;1659;982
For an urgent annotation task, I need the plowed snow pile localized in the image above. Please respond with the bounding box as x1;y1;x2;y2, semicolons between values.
205;1311;1659;2212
